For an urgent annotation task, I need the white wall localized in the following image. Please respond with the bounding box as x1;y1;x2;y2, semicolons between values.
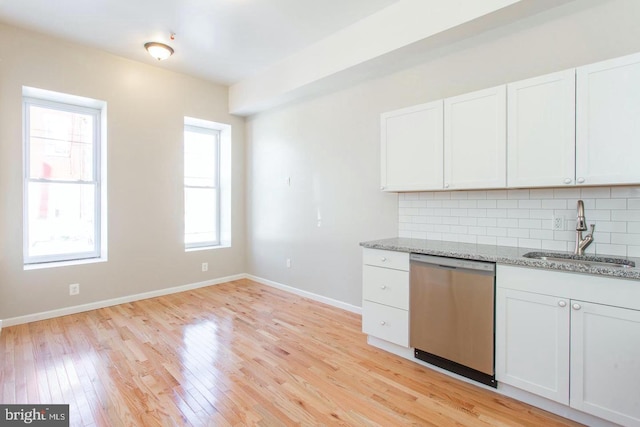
0;24;246;320
246;0;640;306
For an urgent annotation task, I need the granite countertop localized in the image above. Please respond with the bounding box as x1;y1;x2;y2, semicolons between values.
360;237;640;281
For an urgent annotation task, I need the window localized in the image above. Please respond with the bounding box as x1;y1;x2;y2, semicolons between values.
23;90;105;265
184;124;221;248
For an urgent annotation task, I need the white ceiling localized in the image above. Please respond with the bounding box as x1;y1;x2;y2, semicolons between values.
0;0;400;85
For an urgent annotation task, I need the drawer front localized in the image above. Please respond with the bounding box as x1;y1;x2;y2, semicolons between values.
363;265;409;309
362;301;409;347
363;248;409;271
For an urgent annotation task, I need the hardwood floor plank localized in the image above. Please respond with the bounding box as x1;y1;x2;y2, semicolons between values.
1;279;581;426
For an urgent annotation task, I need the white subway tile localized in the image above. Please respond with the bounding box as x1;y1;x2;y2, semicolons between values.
467;191;487;200
497;237;518;247
399;230;411;238
468;226;487;235
412;216;427;224
508;209;530;219
611;186;640;198
628;223;640;233
433;224;451;233
399;216;412;223
508;189;530;199
459;200;478;209
628;199;640;210
581;187;610;198
477;236;498;245
611;233;640;246
411;231;428;239
426;200;443;208
593;221;626;233
554;188;581;198
451;191;468;200
628;246;640;257
457;234;477;244
450;225;468;234
427;232;443;240
594;232;610;244
478;218;497;227
399;223;411;231
486;209;507;218
477;200;497;209
419;192;435;200
442;217;459;225
399;200;412;208
486;190;508;199
451;208;468;217
530;209;554;219
435;208;452;216
554;231;575;241
459;217;478;226
612;210;640;221
418;208;435;216
477;236;497;245
434;192;452;200
497;219;519;228
467;209;487;217
529;189;555;199
497;200;518;209
519;239;541;249
519;219;542;229
508;228;529;238
586;210;611;221
519;200;542;209
595;199;626;210
426;217;443;224
406;193;420;200
595;243;627;257
442;200;459;208
541;240;567;251
541;199;567;209
487;227;507;237
530;229;554;240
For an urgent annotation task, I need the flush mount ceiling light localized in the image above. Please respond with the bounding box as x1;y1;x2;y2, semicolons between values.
144;42;174;61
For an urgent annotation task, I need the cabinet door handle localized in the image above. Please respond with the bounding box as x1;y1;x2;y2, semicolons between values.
563;178;572;184
380;285;387;290
577;177;585;184
444;183;450;188
572;303;582;310
380;321;386;326
558;300;567;307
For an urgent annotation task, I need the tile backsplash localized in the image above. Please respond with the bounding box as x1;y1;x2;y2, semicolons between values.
398;186;640;257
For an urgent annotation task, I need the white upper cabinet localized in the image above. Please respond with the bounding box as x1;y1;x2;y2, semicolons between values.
380;101;443;191
444;85;506;190
507;70;576;188
576;52;640;185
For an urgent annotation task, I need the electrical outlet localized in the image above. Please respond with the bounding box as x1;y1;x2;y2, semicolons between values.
69;283;80;295
552;215;564;231
202;262;208;272
286;258;291;268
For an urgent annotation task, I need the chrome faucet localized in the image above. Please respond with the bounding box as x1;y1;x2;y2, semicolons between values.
575;200;595;255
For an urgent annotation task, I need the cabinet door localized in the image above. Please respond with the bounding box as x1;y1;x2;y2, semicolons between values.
507;70;576;188
576;52;640;185
444;85;506;189
570;301;640;426
495;288;570;404
380;101;443;191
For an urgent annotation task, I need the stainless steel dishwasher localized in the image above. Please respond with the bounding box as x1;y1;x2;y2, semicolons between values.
410;254;496;387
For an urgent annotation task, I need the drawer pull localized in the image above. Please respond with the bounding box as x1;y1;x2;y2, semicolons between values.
558;301;567;307
380;321;386;326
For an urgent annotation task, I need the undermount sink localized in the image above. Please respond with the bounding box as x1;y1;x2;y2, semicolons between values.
522;252;636;269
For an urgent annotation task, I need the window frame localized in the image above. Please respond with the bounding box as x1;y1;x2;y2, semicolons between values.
184;124;221;249
23;96;102;265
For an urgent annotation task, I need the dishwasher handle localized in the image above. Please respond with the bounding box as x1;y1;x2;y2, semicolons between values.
410;253;495;274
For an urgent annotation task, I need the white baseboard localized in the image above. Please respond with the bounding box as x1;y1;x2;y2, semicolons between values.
246;274;362;314
1;273;245;328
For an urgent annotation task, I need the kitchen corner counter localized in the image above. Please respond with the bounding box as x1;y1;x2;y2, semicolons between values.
360;237;640;281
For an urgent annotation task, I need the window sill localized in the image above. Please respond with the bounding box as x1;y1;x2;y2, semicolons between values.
24;256;108;271
186;243;231;252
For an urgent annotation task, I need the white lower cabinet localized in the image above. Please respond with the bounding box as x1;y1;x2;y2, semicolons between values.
362;249;409;347
497;265;640;426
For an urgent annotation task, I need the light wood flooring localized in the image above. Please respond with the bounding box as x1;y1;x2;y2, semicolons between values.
0;279;580;426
